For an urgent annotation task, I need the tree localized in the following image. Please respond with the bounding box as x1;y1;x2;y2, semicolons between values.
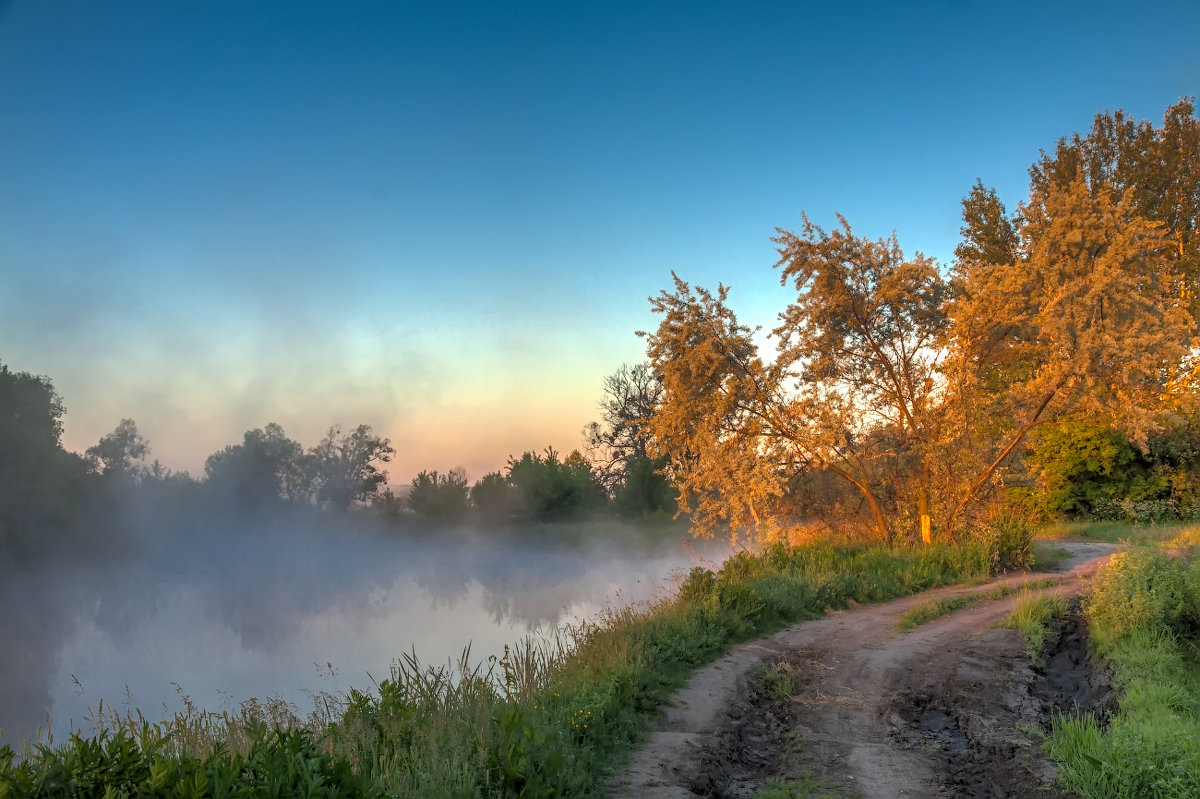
204;422;311;508
506;447;606;521
584;363;663;490
471;471;516;523
0;362;90;555
585;362;676;517
640;277;783;541
1028;99;1199;310
643;215;952;544
308;424;394;511
407;467;470;524
1024;417;1144;519
945;175;1193;529
613;453;677;518
772;217;951;541
87;418;149;479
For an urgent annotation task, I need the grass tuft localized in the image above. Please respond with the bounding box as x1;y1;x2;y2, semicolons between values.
1046;542;1200;798
1000;591;1069;666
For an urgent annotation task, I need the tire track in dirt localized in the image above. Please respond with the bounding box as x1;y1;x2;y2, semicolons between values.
609;542;1115;798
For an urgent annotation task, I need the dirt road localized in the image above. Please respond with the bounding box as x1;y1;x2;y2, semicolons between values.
610;542;1116;798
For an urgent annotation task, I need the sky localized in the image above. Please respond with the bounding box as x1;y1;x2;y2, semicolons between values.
1;0;1197;484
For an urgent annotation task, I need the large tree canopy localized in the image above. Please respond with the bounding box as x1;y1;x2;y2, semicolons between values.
644;101;1198;543
643;217;954;543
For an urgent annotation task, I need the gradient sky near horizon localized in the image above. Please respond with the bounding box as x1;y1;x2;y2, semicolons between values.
2;0;1197;484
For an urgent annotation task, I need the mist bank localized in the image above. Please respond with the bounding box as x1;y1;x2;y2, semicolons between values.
0;476;726;748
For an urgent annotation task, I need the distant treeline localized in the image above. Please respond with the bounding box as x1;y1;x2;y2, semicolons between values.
0;356;677;558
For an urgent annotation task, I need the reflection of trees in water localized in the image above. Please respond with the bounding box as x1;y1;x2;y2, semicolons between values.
472;548;596;630
1;503;703;746
0;565;77;746
408;544;472;610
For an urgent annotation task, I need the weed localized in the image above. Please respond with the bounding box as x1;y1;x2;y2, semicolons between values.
753;770;848;798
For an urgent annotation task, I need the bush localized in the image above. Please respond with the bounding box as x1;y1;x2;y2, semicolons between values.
1083;550;1195;651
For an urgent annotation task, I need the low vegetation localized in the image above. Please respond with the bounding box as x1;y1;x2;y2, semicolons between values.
898;578;1058;632
1045;528;1200;797
1000;591;1069;666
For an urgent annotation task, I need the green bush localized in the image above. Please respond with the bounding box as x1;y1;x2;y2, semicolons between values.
1083;550;1194;651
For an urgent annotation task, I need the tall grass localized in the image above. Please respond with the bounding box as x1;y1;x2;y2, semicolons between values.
1045;531;1200;798
1;539;995;797
1000;591;1069;666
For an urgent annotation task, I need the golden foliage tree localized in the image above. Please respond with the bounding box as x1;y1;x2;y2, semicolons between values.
644;101;1197;543
945;175;1193;529
643;218;951;543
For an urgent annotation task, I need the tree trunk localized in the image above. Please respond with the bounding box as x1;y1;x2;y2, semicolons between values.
946;382;1065;533
826;462;892;544
918;462;932;544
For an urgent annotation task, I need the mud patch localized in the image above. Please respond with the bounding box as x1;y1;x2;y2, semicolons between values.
892;603;1110;798
685;651;834;799
1033;608;1114;723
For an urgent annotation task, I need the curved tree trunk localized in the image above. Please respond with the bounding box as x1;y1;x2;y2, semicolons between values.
946;382;1066;533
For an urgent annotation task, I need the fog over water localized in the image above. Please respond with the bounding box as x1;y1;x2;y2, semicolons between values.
0;512;728;748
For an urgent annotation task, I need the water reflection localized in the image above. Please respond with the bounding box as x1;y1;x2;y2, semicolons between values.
1;521;725;747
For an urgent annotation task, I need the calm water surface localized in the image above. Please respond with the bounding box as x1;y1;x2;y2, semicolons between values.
1;521;728;747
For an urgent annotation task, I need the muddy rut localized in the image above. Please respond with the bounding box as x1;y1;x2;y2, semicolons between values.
609;542;1116;798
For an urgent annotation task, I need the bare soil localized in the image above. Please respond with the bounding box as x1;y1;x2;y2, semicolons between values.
609;542;1116;798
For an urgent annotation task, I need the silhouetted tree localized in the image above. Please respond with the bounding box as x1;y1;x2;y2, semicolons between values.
308;424;393;511
87;418;148;480
0;362;90;556
471;471;515;523
204;423;311;508
407;467;469;524
585;362;676;517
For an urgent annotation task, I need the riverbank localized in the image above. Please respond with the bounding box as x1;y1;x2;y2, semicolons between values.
2;537;998;797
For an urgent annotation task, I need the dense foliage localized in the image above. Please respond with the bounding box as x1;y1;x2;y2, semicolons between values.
642;100;1199;543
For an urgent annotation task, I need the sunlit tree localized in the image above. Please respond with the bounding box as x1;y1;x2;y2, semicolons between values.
945;175;1194;529
643;215;952;543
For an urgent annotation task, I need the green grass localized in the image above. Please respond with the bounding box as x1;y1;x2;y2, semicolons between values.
1032;540;1073;570
1038;519;1195;545
1;539;998;797
1000;591;1069;666
1045;540;1200;797
753;771;848;799
898;579;1059;632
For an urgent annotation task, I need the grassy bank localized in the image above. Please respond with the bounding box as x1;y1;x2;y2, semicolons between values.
1;538;995;797
1045;527;1200;798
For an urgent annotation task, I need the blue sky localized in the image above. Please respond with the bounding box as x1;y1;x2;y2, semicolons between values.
2;0;1197;483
